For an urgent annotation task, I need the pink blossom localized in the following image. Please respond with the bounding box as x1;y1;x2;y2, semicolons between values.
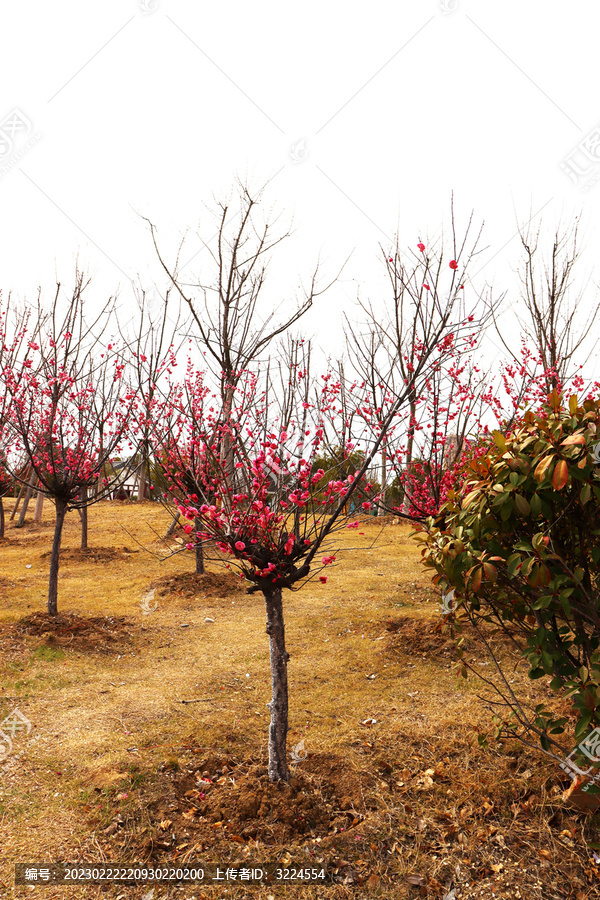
235;541;246;551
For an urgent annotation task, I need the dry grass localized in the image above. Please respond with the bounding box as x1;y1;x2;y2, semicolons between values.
0;502;599;899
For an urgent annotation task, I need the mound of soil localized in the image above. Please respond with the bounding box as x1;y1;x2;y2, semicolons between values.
15;612;138;653
150;571;246;599
385;615;461;658
40;546;139;563
142;752;372;852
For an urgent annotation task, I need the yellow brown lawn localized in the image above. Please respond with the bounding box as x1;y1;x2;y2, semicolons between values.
0;501;598;900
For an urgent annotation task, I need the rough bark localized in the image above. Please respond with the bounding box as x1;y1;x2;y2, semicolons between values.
34;490;44;525
16;472;37;528
164;511;181;539
79;487;88;550
0;497;4;538
137;458;147;502
195;517;205;575
401;389;417;515
263;585;290;782
378;440;387;516
10;478;28;520
48;498;67;616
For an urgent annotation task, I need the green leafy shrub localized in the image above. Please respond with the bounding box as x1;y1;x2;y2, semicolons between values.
414;391;600;756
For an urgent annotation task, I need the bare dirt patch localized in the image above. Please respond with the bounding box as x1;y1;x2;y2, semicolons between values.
40;546;139;563
150;571;246;599
132;750;373;852
14;611;139;653
384;614;463;658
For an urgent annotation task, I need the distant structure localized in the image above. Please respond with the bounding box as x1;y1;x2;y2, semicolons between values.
443;433;463;469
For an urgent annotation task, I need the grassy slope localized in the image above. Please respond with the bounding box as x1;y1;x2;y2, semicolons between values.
0;501;598;900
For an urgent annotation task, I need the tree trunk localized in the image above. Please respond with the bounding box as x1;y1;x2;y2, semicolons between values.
0;497;4;538
79;488;88;550
137;458;147;502
401;390;417;515
16;472;37;528
220;385;236;503
378;441;387;516
195;517;205;575
263;585;290;782
48;498;67;616
10;474;29;520
164;510;181;538
34;490;44;525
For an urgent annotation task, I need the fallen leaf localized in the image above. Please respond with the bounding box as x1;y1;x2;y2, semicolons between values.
406;873;426;886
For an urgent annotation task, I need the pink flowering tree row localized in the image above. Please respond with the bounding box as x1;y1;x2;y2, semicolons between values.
1;275;138;614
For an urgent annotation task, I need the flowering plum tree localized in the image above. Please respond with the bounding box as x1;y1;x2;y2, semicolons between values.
2;274;137;615
345;212;501;521
158;323;487;780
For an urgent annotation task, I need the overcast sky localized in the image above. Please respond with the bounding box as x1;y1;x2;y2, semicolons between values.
2;1;600;371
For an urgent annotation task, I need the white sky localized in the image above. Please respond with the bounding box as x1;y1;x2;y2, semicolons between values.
1;0;600;374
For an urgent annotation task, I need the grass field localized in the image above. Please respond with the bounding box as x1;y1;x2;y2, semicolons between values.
0;500;599;899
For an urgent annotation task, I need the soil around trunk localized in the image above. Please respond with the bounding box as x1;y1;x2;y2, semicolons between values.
149;571;246;599
13;611;140;653
142;751;372;850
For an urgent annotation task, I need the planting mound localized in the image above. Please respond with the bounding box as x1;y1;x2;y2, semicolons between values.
142;752;372;852
385;615;458;657
40;546;138;563
150;571;246;599
16;612;138;653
